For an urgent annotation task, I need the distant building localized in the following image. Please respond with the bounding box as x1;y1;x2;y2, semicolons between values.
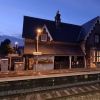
22;12;100;71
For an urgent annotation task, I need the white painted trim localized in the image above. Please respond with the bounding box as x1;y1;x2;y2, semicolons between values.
43;24;53;41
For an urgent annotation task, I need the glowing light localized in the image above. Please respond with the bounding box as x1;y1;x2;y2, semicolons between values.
37;28;42;36
15;41;18;45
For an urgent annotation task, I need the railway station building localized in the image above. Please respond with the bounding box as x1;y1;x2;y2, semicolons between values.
22;12;100;71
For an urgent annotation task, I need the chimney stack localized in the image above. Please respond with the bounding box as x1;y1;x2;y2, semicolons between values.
55;11;61;27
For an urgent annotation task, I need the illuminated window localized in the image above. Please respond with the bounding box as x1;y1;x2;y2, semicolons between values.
97;51;100;62
41;34;47;41
92;50;100;62
95;35;99;43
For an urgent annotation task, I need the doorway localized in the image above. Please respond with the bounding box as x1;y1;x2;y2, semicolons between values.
54;56;69;69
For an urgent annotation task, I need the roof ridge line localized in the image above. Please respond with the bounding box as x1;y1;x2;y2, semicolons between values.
24;16;81;27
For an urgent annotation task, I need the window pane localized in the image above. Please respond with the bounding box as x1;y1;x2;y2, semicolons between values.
97;57;98;62
41;34;47;41
95;35;99;43
97;51;99;56
97;57;100;62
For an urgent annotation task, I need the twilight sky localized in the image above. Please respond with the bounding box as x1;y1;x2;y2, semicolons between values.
0;0;100;37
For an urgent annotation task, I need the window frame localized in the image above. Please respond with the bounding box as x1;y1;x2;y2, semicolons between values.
95;34;99;44
40;34;47;42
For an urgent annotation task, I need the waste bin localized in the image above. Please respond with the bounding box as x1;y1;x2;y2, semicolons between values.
1;59;8;71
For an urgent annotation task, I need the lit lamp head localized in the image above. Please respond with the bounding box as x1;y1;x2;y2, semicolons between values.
36;28;42;36
15;41;18;47
15;42;18;53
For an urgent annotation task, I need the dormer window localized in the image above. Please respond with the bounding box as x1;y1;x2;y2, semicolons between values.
41;34;47;42
95;34;99;43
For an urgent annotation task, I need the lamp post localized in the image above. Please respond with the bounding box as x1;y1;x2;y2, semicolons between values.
33;28;42;71
15;41;18;54
36;29;42;52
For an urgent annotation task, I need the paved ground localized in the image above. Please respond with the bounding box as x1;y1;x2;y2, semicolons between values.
0;83;100;100
0;68;100;78
0;68;100;82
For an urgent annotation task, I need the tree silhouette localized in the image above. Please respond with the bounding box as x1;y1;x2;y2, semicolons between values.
0;39;14;56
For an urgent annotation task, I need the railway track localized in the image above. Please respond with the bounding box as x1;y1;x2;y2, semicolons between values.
0;82;100;100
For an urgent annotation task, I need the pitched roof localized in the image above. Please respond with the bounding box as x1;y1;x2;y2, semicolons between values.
22;16;81;43
22;16;100;42
78;16;100;41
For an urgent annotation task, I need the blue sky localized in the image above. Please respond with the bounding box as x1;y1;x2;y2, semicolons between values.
0;0;100;37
